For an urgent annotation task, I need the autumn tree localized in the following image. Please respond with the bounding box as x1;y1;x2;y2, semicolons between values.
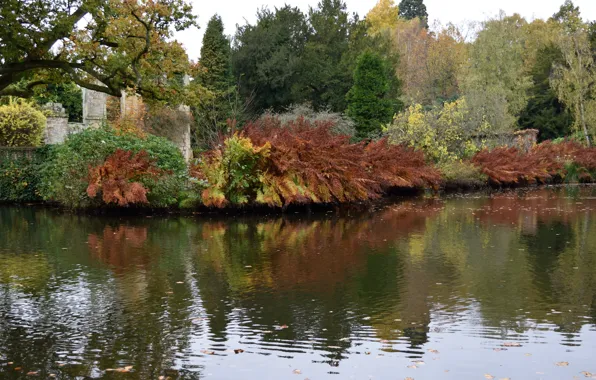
346;52;395;138
0;0;198;104
550;0;595;145
367;0;400;36
398;0;428;28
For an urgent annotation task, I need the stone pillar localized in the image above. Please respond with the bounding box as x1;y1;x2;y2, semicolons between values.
82;87;107;127
42;103;69;144
175;105;193;162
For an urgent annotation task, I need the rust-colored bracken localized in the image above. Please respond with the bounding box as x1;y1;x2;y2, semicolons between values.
87;149;161;206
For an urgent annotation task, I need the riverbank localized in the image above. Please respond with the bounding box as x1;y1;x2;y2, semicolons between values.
1;126;595;212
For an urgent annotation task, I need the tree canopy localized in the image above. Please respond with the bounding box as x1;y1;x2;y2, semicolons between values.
398;0;428;27
0;0;198;103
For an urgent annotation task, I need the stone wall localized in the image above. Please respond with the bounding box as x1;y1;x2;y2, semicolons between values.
43;103;69;145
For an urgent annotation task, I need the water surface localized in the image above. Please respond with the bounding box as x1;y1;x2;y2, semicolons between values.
1;186;596;379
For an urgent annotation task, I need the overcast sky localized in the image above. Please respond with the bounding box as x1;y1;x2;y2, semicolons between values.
175;0;596;61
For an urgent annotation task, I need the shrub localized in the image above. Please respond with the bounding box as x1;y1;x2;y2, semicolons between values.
438;160;488;190
87;149;163;206
264;104;357;137
0;98;47;147
470;140;596;186
0;151;44;202
190;120;441;208
39;127;186;208
188;134;270;207
385;99;483;162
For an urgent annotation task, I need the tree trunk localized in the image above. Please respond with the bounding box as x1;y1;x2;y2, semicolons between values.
579;99;591;147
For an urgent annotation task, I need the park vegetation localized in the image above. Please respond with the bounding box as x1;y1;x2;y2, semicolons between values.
1;0;596;209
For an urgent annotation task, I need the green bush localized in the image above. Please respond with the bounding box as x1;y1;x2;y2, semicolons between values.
38;126;187;208
0;99;47;146
0;147;50;202
438;160;488;190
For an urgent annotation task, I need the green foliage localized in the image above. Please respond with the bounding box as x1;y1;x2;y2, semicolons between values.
398;0;428;27
38;127;187;208
0;148;49;202
519;45;573;140
0;99;46;147
194;15;242;149
34;82;83;122
189;134;270;207
385;98;482;162
438;160;488;189
463;13;532;133
346;52;395;138
232;6;310;112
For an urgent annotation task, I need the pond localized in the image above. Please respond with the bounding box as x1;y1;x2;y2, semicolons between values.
1;186;596;379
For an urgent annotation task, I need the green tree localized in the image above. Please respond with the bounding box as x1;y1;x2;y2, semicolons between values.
462;12;532;132
0;0;198;104
194;15;237;149
301;0;356;111
519;45;573;140
34;82;83;122
232;6;310;112
398;0;428;28
551;0;596;145
346;52;394;138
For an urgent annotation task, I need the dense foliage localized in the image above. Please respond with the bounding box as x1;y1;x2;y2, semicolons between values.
471;141;596;186
346;52;395;138
0;0;200;104
189;117;440;208
0;99;46;147
0;148;49;202
87;149;163;206
39;127;186;208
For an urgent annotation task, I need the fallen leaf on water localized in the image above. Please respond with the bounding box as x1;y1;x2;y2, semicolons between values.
503;342;522;347
407;365;417;369
26;372;38;376
365;352;371;355
106;366;133;373
493;348;505;352
405;377;414;380
292;369;302;374
234;349;244;354
556;362;569;367
176;281;184;284
200;350;215;355
14;367;22;371
412;361;425;365
581;371;593;377
525;353;532;357
499;378;511;380
484;374;495;379
380;340;390;344
428;349;439;354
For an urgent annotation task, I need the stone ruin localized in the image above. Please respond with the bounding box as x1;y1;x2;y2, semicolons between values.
42;87;192;162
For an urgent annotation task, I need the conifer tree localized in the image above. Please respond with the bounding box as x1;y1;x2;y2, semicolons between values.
194;15;238;149
346;52;395;138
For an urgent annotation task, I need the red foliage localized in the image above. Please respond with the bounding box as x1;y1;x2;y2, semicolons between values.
87;149;161;206
243;116;440;205
472;141;596;186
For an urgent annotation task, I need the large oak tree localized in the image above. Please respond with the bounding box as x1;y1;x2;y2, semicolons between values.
0;0;198;103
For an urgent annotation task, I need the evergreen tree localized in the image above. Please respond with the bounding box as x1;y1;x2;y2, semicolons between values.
398;0;428;28
232;6;310;113
200;15;233;91
194;15;237;149
346;52;395;138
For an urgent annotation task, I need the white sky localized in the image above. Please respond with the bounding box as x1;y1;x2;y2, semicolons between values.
175;0;596;61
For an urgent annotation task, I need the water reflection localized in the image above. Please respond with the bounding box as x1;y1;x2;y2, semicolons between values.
1;186;596;379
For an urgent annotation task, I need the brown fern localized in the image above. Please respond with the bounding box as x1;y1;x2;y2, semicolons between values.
87;149;161;206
